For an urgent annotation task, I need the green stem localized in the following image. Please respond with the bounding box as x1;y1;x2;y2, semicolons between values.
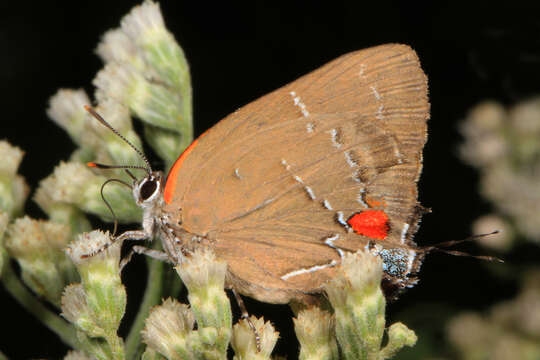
125;251;164;360
106;332;126;360
1;261;81;349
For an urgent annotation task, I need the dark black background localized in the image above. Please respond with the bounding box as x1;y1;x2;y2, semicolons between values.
1;1;540;358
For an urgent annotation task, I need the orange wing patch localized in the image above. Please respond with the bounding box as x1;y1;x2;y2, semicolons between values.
164;131;208;204
347;210;389;240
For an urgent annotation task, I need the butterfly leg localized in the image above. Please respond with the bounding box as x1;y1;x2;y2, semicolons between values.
231;288;261;352
120;245;172;271
80;229;170;271
79;229;150;260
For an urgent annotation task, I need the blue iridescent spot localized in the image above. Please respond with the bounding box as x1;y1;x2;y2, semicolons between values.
379;248;409;277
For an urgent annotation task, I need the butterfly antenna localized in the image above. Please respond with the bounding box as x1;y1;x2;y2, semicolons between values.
124;169;137;181
87;162;150;174
84;105;152;173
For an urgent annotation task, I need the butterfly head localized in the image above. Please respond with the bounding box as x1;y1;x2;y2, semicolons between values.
132;170;165;209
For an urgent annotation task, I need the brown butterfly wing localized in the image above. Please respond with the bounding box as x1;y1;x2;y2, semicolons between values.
162;44;429;303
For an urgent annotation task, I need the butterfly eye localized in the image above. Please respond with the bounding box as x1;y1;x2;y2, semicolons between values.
140;178;158;201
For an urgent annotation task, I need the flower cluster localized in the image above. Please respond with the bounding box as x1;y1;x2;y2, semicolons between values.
460;98;540;248
447;270;540;359
1;2;418;359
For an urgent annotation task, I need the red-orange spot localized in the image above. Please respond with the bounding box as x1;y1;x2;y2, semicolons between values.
347;210;389;240
87;162;98;168
365;196;386;208
163;130;208;204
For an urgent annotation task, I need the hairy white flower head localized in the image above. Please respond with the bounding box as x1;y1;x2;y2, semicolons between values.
47;89;91;145
121;1;165;43
231;316;279;358
142;298;195;358
65;230;119;265
0;141;24;175
96;28;137;64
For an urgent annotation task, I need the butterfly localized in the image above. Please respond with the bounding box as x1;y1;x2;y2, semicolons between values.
87;43;429;304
